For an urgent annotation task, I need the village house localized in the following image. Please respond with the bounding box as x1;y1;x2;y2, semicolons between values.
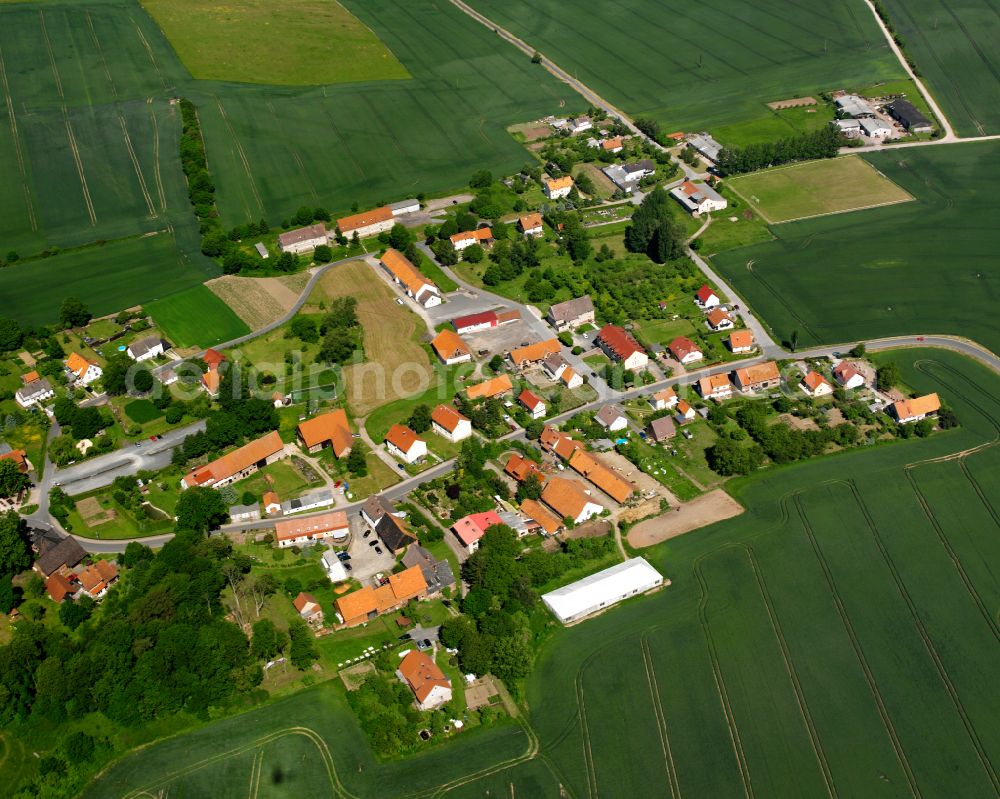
602;160;655;191
891;393;941;423
544;175;574;200
559;366;583;390
380;248;442;308
602;136;624;153
228;503;261;523
278;223;329;254
375;512;418;554
568;449;635;504
518;389;547;419
281;489;334;515
77;560;119;600
542;476;603;525
670;180;728;216
649;387;678;411
66;352;102;385
596;325;648;371
675;399;697;425
801;371;834;398
263;491;282;516
0;448;28;473
728;330;755;354
431;330;472;365
465;373;513;400
385;424;427;464
450;227;494;251
543;352;570;381
505;452;546;484
647;415;676;444
431;404;472;442
390;198;421;216
540;425;584;461
15;377;54;409
34;535;86;579
46;573;77;604
547;295;595;331
698;373;734;401
695;284;721;308
520;498;562;535
336;564;427;627
510;339;562;369
293;592;324;624
594;404;628;432
361;494;396;529
402;545;456;596
518;212;544;237
706;308;735;331
668;336;703;365
452;310;497;334
688;132;723;163
833;361;866;390
126;335;165;362
201;348;226;397
397;650;452;711
274;511;349;548
297;409;353;458
733;361;781;393
451;510;503;555
181;430;285;489
337;206;394;239
568;115;592;134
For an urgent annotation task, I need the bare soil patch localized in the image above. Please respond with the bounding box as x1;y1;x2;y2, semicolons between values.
465;676;501;710
77;496;117;527
767;96;817;109
627;489;744;548
779;413;819;431
339;661;376;689
206;275;302;329
560;519;611;540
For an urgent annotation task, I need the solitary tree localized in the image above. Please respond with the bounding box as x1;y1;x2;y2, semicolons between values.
59;296;91;329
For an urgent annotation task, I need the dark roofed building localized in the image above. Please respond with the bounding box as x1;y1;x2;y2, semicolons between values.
361;494;395;528
886;99;932;133
546;295;595;331
375;513;418;554
34;535;87;578
402;544;456;595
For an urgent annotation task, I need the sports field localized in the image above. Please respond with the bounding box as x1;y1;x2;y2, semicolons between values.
146;284;250;349
712;142;1000;352
82;348;1000;797
726;155;913;223
141;0;410;85
464;0;904;131
877;0;1000;136
191;0;574;227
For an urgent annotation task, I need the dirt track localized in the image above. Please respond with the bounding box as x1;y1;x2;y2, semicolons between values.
628;489;744;548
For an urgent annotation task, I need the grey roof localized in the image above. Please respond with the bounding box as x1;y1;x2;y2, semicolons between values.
16;378;53;402
0;442;11;456
548;295;594;322
228;503;260;518
595;404;626;427
35;535;87;577
543;352;569;372
648;416;676;442
402;544;455;594
592;438;615;451
886;99;931;130
390;198;420;212
128;335;163;358
833;118;861;130
278;223;328;248
623;159;655;177
498;510;530;535
282;488;334;513
834;94;875;118
602;165;629;187
254;242;269;258
375;513;417;553
860;118;892;135
362;494;395;524
688;132;723;161
671;181;725;208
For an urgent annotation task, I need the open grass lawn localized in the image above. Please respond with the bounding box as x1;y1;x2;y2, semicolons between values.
465;0;903;133
122;398;162;424
412;249;459;293
141;0;410;86
146;284;251;349
711;143;1000;353
876;0;1000;136
235;459;320;501
712;103;836;148
726;155;914;224
363;363;470;443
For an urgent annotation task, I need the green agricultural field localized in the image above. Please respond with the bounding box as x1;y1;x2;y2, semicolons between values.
82;348;1000;798
146;284;250;349
190;0;574;227
726;155;913;223
141;0;410;86
464;0;904;132
711;142;1000;352
0;232;218;326
877;0;1000;136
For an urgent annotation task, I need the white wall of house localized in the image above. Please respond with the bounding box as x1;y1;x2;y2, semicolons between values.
387;439;427;464
433;419;472;442
574;501;604;525
75;365;103;385
622;351;649;371
679;350;703;365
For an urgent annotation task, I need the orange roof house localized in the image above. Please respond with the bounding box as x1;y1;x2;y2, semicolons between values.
567;449;634;504
66;352;99;381
602;136;624;151
519;498;562;535
539;425;583;461
450;228;494;248
729;330;755;352
891;393;941;423
505;453;546;484
45;573;76;603
336;564;428;627
181;430;284;489
337;205;393;236
801;371;833;396
21;370;39;384
465;374;513;400
385;424;422;454
77;560;119;598
733;361;781;391
706;308;733;330
510;339;561;368
431;404;471;441
380;248;438;299
518;212;544;234
542;476;603;523
297;409;353;457
275;511;349;546
697;372;733;399
0;449;28;473
431;330;472;364
203;348;226;368
397;650;452;710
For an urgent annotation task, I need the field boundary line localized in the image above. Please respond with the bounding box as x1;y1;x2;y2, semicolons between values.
843;479;1000;793
149;99;167;212
958;459;1000;531
768;195;915;225
640;635;682;799
129;14;168;91
118;116;156;217
792;492;923;797
247;747;263;799
38;10;63;99
694;548;755;799
724;180;775;224
264;100;319;202
62;107;97;226
0;45;36;231
574;672;599;799
214;98;264;216
743;545;837;798
85;11;116;98
742;260;821;342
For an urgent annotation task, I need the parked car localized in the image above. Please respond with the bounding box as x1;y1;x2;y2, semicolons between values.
363;530;371;538
368;540;377;547
344;563;352;572
337;552;350;561
374;546;383;555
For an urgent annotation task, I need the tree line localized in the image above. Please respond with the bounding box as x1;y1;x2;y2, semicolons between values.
714;127;843;176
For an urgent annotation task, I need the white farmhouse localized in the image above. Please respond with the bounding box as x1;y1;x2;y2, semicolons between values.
278;223;329;254
670;180;727;216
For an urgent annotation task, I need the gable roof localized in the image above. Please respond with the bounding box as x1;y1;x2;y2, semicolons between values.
668;336;701;361
452;311;497;330
431;404;469;433
518;389;545;411
337;205;393;233
17;377;53;402
595;404;625;427
546;175;574;191
385;424;423;454
182;430;284;487
128;335;164;358
539;425;583;461
402;544;456;594
381;248;436;297
568;449;634;503
504;453;546;483
297;409;353;457
35;535;87;577
203;348;226;367
375;513;418;552
696;284;718;304
46;572;75;603
293;591;320;613
466;374;513;399
398;650;450;704
278;223;327;248
510;339;561;366
833;361;864;384
706;308;732;328
734;361;781;386
0;449;28;472
66;352;97;378
560;366;580;387
677;180;725;204
802;371;831;392
518;212;543;231
652;387;676;403
431;330;471;361
450;228;493;245
520;498;562;534
602;136;623;150
648;415;676;441
543;476;598;520
729;330;755;349
699;373;732;394
548;295;594;322
275;511;349;542
452;511;503;546
892;393;941;420
596;324;644;361
21;370;39;384
77;560;118;595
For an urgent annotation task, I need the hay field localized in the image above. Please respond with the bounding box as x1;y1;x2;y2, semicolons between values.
206;274;303;329
464;0;904;131
141;0;410;85
877;0;1000;136
310;260;431;417
192;0;574;227
727;155;913;223
146;284;250;349
712;142;1000;352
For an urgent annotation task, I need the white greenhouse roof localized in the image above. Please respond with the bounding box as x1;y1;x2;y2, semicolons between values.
542;557;663;622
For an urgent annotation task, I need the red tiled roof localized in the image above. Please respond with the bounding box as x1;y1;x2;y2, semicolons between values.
385;424;422;454
696;284;718;304
452;311;496;330
452;511;503;546
337;205;393;234
297;409;353;457
518;389;544;410
669;336;701;361
398;650;450;704
431;404;469;433
182;431;283;487
596;325;643;361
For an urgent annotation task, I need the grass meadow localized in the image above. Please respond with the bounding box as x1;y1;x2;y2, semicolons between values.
145;284;250;349
464;0;904;133
80;347;1000;797
141;0;410;86
726;155;914;223
711;142;1000;352
877;0;1000;136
